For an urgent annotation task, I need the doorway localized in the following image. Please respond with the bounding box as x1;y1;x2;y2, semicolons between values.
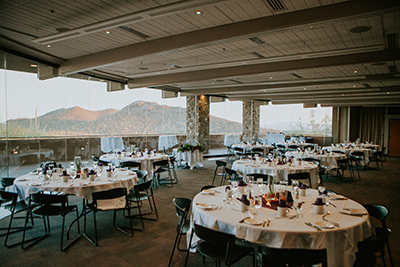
388;119;400;156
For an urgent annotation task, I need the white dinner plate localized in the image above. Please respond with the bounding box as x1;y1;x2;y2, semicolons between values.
30;183;42;186
314;221;334;229
244;218;262;225
196;203;216;209
348;209;367;215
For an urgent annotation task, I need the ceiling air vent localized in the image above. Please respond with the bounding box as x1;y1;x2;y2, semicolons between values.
118;26;149;39
266;0;285;11
385;33;398;49
229;79;243;84
387;65;398;73
251;52;266;59
249;37;265;45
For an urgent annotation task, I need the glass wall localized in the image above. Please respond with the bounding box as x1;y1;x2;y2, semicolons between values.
0;52;187;178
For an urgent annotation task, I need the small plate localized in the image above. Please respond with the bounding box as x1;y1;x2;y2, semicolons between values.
314;221;334;229
348;209;367;215
244;218;262;225
196;203;216;209
201;189;216;195
30;183;42;186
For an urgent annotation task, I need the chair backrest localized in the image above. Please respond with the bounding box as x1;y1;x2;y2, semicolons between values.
337;158;350;165
98;159;109;165
1;177;16;189
30;192;68;205
355;227;390;265
120;161;141;169
288;172;311;187
277;144;286;149
0;190;18;207
351;151;364;157
247;173;273;184
259;245;327;267
136;170;148;181
92;156;100;162
194;224;236;263
134;179;152;192
92;187;127;203
153;159;169;167
223;167;238;179
302;157;320;165
215;160;227;167
363;204;388;228
332;150;345;154
233;147;244;152
201;185;216;191
173;198;191;227
251;147;264;153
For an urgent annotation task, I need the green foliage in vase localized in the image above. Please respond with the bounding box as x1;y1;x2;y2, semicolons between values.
177;143;203;152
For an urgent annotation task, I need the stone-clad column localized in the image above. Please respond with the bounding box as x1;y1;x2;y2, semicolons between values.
243;101;260;143
186;95;210;153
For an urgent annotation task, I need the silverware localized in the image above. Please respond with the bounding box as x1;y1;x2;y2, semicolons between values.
329;202;337;208
324;219;340;227
267;218;271;227
262;219;267;227
305;222;322;231
239;216;251;223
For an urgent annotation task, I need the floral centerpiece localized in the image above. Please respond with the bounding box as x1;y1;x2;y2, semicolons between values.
177;143;203;152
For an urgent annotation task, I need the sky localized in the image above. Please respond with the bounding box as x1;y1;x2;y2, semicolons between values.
0;69;332;126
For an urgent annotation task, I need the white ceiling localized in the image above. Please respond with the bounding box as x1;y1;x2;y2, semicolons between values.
1;0;399;106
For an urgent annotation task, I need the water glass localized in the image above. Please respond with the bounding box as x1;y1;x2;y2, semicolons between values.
257;178;263;188
231;181;238;191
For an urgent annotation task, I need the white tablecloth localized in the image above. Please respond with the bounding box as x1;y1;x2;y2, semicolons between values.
232;160;319;188
101;137;124;153
276;142;314;150
190;186;371;267
158;135;178;151
100;153;169;177
323;147;373;166
224;135;240;147
14;170;137;209
174;149;203;170
286;151;347;170
231;144;273;156
265;132;285;145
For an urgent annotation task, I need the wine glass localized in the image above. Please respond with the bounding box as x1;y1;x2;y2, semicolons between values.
318;185;326;195
293;199;304;218
253;196;262;216
231;181;238;192
257;178;264;188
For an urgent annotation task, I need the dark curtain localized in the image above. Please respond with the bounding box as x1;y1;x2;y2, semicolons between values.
359;107;385;145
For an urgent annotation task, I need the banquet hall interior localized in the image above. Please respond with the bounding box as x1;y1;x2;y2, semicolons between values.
1;0;400;266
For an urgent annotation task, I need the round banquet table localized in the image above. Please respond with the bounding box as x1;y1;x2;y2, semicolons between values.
190;186;371;267
100;153;169;177
231;144;274;156
323;147;373;166
286;151;347;170
232;159;319;188
173;149;203;170
14;170;137;209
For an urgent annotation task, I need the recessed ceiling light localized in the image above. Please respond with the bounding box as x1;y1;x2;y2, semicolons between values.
30;64;38;68
47;44;51;48
195;10;202;15
304;88;307;90
387;92;390;94
105;30;111;34
353;85;356;88
353;70;358;74
342;94;345;96
350;26;372;33
269;76;273;79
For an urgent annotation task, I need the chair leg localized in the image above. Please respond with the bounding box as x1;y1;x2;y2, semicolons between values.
386;242;394;267
184;229;195;267
168;231;181;267
61;207;81;251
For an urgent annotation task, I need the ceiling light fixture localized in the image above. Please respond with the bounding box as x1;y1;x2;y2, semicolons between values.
30;64;38;68
353;70;358;74
269;76;273;79
304;88;307;90
387;92;390;94
105;30;111;34
47;44;51;48
195;10;202;15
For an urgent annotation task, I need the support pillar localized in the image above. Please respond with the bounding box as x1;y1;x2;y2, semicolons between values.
242;101;260;143
186;95;210;153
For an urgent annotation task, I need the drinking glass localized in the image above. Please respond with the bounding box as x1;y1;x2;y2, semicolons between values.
257;178;263;188
69;168;77;179
293;199;304;218
253;196;262;215
231;181;238;191
318;185;326;195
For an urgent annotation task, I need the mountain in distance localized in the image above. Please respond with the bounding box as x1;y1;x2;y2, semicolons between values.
7;100;277;136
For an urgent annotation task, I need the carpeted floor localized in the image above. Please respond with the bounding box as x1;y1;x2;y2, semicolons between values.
1;156;399;267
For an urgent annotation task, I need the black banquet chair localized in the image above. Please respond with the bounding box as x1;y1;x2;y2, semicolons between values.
211;160;227;186
152;159;176;189
126;179;158;231
83;187;133;246
168;197;192;267
120;160;141;171
185;223;256;267
259;245;327;267
21;192;80;251
287;172;312;188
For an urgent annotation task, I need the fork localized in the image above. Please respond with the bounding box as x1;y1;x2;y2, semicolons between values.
305;222;322;231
